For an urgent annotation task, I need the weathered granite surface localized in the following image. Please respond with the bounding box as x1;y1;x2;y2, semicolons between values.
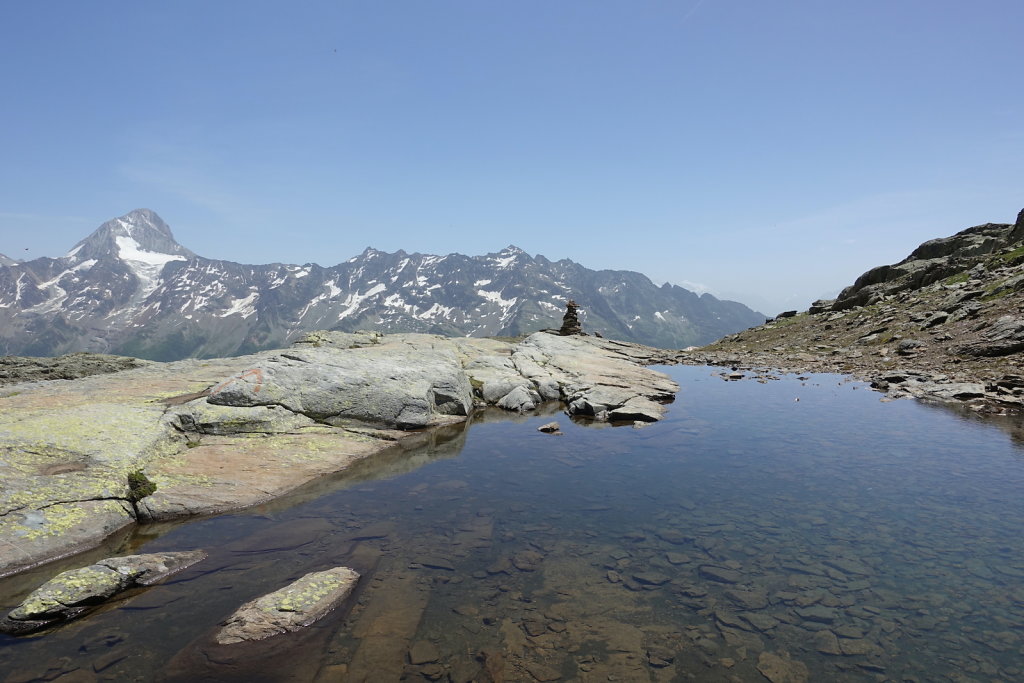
0;332;677;578
0;550;206;634
215;566;360;644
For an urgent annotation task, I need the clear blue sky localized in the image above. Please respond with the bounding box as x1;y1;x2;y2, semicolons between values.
1;1;1021;313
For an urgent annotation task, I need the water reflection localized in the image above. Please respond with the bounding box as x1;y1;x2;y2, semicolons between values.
2;366;1024;682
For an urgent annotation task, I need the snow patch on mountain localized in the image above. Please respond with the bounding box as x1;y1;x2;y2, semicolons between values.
220;291;259;318
417;302;454;320
338;283;387;320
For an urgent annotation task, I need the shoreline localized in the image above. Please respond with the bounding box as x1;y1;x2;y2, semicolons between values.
0;331;678;579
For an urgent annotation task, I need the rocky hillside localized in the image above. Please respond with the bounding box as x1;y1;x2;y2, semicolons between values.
688;208;1024;411
0;210;764;360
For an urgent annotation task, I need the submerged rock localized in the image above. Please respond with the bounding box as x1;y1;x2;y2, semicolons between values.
0;550;206;635
699;565;743;584
215;566;360;644
757;651;809;683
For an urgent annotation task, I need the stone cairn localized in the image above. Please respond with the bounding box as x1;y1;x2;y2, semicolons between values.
558;300;584;336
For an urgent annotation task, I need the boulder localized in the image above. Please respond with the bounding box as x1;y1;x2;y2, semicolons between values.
923;382;988;400
896;339;927;356
807;299;834;315
1;550;206;635
608;398;664;422
496;385;542;412
921;311;949;329
207;346;473;429
537;422;562;434
216;566;360;644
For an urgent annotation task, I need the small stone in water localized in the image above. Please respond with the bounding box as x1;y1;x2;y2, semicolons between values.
632;572;670;586
408;640;440;665
511;550;544;572
699;565;743;584
418;557;455;571
812;630;842;655
666;552;690;565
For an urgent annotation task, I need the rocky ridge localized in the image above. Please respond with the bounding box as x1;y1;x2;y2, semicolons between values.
0;331;677;579
0;209;764;359
0;352;150;386
685;209;1024;412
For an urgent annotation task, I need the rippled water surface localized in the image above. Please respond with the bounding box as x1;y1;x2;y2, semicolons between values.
2;366;1024;682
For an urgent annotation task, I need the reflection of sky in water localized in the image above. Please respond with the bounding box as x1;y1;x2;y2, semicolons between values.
2;366;1023;681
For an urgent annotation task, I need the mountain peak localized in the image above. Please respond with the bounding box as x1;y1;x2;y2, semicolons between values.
0;253;18;267
66;209;196;263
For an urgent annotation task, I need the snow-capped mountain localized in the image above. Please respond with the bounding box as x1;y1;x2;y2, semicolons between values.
0;210;766;360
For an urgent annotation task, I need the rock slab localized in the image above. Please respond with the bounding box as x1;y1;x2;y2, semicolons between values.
207;346;473;429
0;550;206;635
215;566;360;644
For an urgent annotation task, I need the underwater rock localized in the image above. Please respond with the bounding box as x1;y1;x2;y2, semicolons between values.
0;550;206;635
699;565;743;584
408;640;440;664
215;566;360;644
757;651;809;683
511;550;544;572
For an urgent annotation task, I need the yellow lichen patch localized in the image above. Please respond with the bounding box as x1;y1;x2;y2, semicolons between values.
0;403;180;469
10;566;121;619
19;503;89;541
255;571;353;614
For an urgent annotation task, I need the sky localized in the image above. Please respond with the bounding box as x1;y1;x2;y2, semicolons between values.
1;1;1021;314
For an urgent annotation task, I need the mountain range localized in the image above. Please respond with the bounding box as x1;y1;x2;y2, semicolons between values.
0;209;765;360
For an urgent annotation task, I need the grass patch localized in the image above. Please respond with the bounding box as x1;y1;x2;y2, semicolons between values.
941;272;971;285
987;244;1024;268
767;314;805;329
980;287;1012;302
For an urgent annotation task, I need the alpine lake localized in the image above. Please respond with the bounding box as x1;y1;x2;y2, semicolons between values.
1;365;1024;682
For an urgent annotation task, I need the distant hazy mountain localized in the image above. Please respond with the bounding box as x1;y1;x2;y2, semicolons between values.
0;253;18;267
0;209;765;360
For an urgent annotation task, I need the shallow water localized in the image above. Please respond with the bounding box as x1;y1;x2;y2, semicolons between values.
2;366;1024;682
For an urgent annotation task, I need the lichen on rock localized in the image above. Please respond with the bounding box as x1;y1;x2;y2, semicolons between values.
0;550;207;635
215;566;360;644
